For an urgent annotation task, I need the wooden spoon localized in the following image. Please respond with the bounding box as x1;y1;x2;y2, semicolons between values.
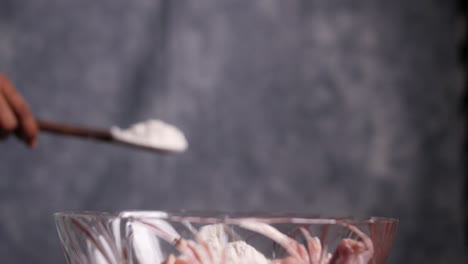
37;119;183;154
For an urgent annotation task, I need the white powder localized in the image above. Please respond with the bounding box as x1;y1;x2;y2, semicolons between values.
110;119;188;152
198;224;229;257
224;241;270;264
197;224;269;264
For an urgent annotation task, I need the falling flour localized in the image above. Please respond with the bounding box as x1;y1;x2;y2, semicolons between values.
110;119;188;152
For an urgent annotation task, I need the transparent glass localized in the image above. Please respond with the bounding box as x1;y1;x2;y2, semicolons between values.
55;211;398;264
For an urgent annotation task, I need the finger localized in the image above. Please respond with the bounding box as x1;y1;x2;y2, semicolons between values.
0;73;38;147
0;92;18;134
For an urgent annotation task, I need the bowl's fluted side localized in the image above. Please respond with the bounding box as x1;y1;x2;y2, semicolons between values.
55;212;398;264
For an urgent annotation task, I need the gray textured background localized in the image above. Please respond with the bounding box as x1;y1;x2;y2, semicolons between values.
0;0;465;263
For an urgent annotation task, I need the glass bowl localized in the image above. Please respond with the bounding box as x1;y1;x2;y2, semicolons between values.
55;211;398;264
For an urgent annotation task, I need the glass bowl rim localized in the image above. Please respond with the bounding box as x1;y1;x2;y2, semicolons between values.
54;210;398;225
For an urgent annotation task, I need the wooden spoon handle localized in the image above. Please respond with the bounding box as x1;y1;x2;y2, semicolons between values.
37;119;112;141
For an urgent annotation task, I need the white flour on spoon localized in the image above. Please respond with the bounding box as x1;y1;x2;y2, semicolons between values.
110;119;188;152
